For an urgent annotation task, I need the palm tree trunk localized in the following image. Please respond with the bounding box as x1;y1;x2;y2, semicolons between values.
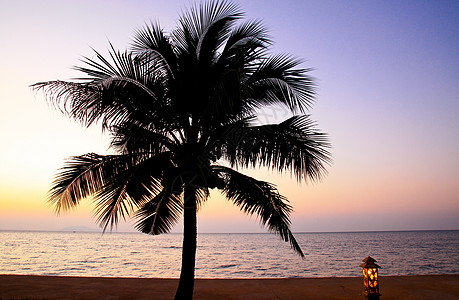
174;186;197;300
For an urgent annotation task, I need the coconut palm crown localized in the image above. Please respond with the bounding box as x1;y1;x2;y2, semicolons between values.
32;1;331;298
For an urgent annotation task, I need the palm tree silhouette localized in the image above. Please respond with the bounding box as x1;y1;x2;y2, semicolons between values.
33;1;331;298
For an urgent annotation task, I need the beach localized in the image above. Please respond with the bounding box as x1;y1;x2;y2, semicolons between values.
1;274;458;299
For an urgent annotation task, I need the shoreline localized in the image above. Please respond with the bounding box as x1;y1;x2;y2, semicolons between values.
1;274;459;299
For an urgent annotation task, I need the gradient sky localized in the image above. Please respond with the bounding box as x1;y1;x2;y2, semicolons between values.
1;0;458;233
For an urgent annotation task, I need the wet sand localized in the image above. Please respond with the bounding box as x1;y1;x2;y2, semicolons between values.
1;274;458;299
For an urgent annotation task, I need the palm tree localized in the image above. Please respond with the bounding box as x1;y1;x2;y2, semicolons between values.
32;1;331;299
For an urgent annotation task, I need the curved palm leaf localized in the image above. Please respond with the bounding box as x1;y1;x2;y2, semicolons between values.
50;151;177;231
131;25;177;80
243;54;316;113
215;166;303;257
134;188;183;235
217;19;270;71
109;121;179;155
32;47;170;130
222;115;331;182
48;153;131;213
93;151;179;231
172;0;242;55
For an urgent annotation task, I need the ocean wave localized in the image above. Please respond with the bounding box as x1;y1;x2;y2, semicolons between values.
1;230;458;278
217;264;237;269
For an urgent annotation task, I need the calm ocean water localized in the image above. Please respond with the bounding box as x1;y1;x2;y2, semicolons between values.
1;230;458;278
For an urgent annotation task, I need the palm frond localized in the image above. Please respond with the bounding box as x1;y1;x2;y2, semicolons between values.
31;79;138;130
109;122;178;155
94;175;139;232
134;188;183;235
219;19;271;66
48;153;133;213
92;152;176;231
173;0;242;55
244;54;316;113
196;20;270;123
195;7;240;63
76;44;169;94
131;23;177;80
32;80;99;125
215;166;304;257
32;46;172;130
222;115;331;182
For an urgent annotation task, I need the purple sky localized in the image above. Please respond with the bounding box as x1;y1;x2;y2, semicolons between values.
0;0;458;232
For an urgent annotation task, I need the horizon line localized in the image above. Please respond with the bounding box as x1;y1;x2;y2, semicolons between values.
1;228;458;234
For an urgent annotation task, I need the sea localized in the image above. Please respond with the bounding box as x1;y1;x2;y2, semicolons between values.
1;230;458;278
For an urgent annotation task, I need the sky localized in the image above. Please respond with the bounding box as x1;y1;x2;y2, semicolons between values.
0;0;458;233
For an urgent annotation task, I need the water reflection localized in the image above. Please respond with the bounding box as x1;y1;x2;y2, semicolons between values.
0;230;457;278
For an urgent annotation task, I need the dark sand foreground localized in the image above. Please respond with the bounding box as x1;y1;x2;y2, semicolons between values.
1;274;459;299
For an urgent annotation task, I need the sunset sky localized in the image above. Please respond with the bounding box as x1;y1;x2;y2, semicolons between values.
1;0;458;233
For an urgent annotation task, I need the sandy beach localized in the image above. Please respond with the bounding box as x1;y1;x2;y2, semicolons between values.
1;274;458;299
